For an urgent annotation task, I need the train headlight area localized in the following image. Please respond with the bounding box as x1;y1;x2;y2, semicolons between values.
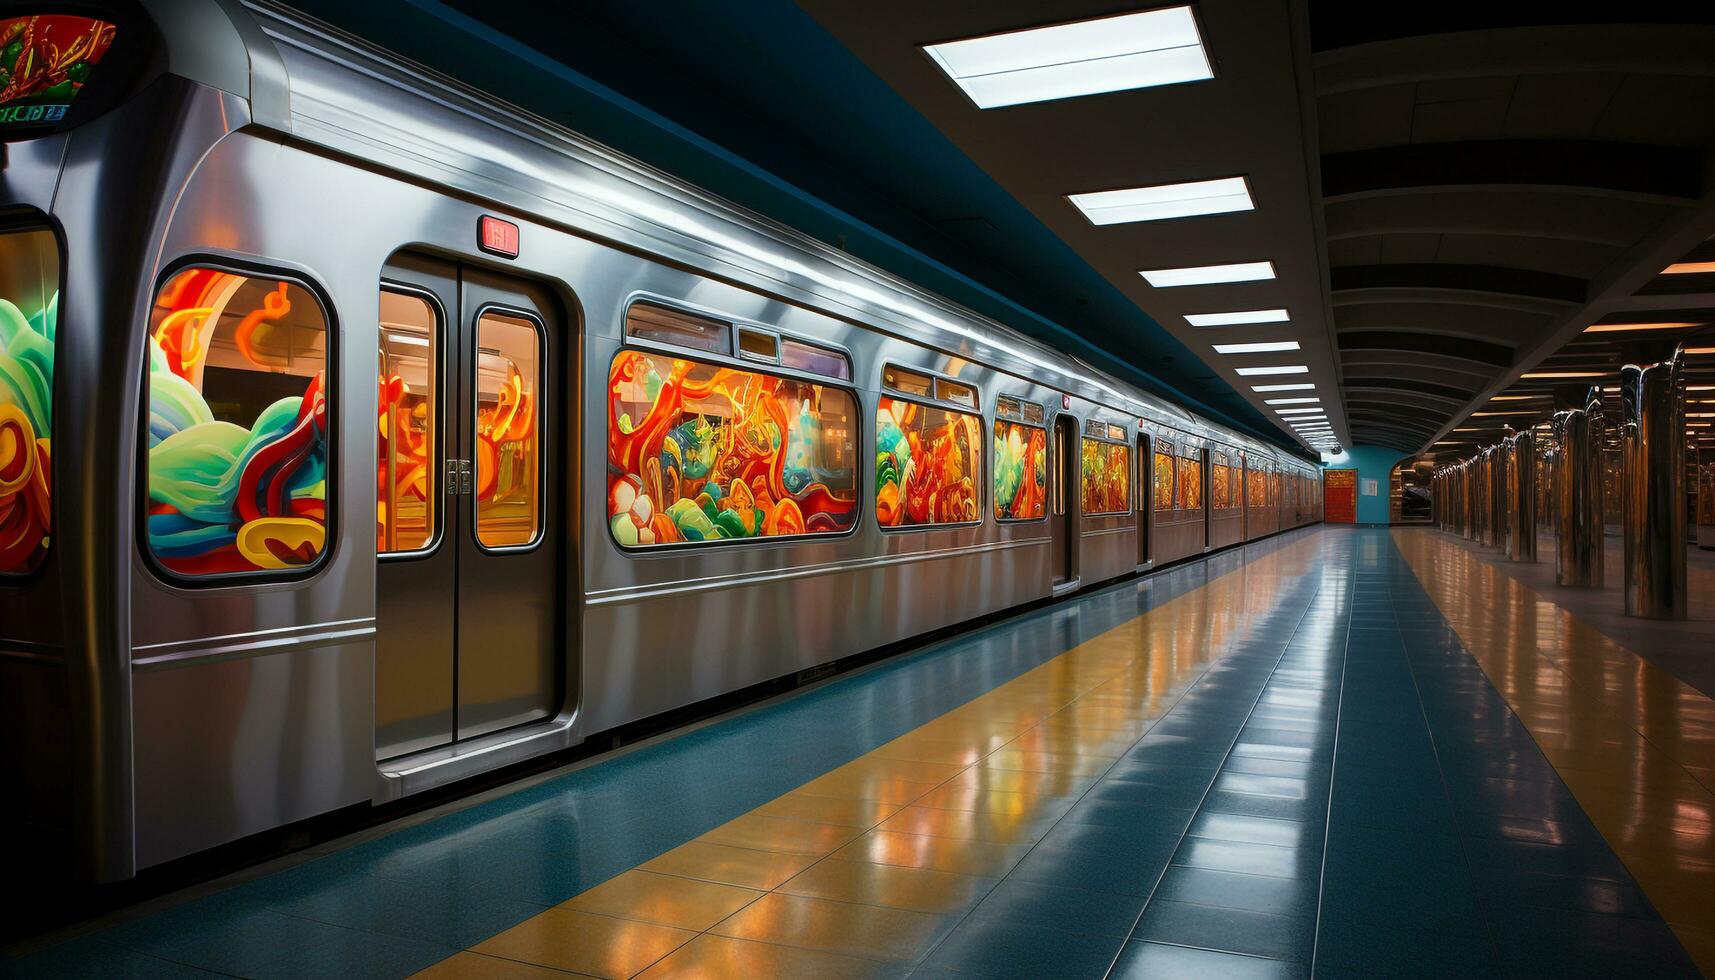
2;2;1714;978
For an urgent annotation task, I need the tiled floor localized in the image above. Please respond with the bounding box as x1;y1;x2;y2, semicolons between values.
1433;528;1715;699
2;527;1709;979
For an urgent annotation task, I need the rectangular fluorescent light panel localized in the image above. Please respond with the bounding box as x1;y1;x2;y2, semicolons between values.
1235;365;1309;376
923;6;1211;110
1140;261;1275;287
1663;262;1715;275
1214;341;1300;354
1069;177;1253;225
1266;397;1320;405
1521;371;1604;379
1251;383;1314;392
1186;309;1289;327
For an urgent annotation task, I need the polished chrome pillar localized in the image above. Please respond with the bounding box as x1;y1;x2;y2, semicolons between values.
1508;430;1537;561
1621;348;1687;619
1697;445;1715;549
1554;389;1604;587
1484;445;1507;548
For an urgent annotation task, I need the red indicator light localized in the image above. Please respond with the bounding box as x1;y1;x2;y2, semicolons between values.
478;215;519;259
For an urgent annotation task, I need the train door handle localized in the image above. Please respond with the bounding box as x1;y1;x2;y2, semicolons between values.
445;459;474;495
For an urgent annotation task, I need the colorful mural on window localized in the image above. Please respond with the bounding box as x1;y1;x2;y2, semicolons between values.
0;15;117;129
1153;447;1174;512
993;420;1046;521
1247;465;1268;507
876;398;980;527
1081;439;1129;515
1212;461;1231;511
0;229;56;574
145;269;329;577
1178;451;1203;510
376;291;436;555
608;349;857;545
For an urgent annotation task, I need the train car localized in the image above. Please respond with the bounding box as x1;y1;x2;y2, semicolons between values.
0;0;1317;882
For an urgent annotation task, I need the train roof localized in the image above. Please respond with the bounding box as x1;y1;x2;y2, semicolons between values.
110;0;1319;467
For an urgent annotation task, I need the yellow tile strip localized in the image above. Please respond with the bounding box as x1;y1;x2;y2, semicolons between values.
413;533;1325;979
1393;530;1715;976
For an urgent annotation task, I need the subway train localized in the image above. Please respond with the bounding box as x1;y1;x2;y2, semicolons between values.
0;1;1321;883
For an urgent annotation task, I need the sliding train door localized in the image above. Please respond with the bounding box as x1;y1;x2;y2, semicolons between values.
1136;432;1151;566
1050;414;1076;585
375;255;565;759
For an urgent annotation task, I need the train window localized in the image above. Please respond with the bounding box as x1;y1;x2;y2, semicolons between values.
994;420;1046;521
627;301;730;355
737;326;778;363
0;16;117;137
608;349;858;546
936;377;978;410
882;365;933;399
1080;439;1130;515
1212;454;1231;510
144;267;330;578
780;337;851;381
378;289;439;555
877;396;980;526
1178;448;1203;510
0;227;59;576
1153;442;1175;512
474;310;542;549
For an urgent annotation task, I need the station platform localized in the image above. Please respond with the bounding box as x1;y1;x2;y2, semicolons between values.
5;526;1713;979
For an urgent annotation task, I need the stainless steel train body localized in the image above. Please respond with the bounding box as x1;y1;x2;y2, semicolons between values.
0;0;1320;882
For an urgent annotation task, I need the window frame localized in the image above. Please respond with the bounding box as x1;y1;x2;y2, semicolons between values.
605;342;864;554
1079;421;1132;518
874;393;986;532
0;218;64;584
137;255;340;588
377;280;448;563
992;394;1048;525
622;292;856;384
1153;438;1177;514
470;302;549;555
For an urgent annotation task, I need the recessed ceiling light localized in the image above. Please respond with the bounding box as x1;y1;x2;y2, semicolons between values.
1521;371;1604;379
1662;262;1715;275
1251;383;1314;392
1214;341;1300;354
1140;261;1275;288
1186;309;1289;327
1470;410;1539;417
1235;365;1309;376
923;6;1211;110
1266;397;1320;405
1068;177;1254;225
1487;394;1546;401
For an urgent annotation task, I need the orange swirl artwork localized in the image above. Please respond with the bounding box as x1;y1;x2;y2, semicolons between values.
607;349;857;545
876;397;980;527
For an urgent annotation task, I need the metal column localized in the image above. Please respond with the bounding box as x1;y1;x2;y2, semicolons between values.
1507;429;1537;561
1464;461;1478;540
1554;389;1604;587
1697;445;1715;550
1620;348;1687;619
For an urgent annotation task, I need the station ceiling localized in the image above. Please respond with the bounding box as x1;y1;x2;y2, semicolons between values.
282;1;1715;459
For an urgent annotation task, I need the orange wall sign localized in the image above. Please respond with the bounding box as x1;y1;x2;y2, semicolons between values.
1325;468;1357;523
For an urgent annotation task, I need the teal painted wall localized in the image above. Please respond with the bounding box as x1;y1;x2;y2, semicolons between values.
1321;446;1408;524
